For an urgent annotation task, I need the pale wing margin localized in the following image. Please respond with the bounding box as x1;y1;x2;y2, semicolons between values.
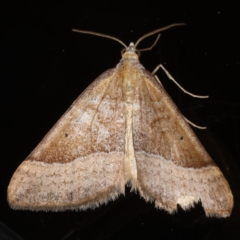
133;69;233;217
8;69;126;211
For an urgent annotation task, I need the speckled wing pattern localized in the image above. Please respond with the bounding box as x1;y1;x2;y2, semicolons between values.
8;69;126;211
132;68;233;217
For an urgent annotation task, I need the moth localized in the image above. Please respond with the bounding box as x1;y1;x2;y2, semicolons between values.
8;24;233;217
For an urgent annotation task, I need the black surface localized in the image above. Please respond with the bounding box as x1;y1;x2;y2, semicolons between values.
1;2;240;240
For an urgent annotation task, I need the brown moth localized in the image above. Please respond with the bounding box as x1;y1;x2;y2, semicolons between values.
8;24;233;217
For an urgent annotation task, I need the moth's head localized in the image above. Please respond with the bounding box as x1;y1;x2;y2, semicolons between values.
121;42;141;59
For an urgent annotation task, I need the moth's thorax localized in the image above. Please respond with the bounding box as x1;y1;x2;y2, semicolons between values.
120;48;142;106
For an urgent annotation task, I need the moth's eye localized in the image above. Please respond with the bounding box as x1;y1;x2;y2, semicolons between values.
121;48;126;55
136;49;141;57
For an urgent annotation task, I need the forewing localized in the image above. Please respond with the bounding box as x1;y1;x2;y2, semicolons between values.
8;69;126;211
133;70;233;217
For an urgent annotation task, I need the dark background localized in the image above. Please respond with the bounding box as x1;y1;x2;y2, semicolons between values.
1;2;240;240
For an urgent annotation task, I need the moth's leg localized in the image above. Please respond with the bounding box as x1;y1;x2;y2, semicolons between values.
153;66;207;129
152;64;208;98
